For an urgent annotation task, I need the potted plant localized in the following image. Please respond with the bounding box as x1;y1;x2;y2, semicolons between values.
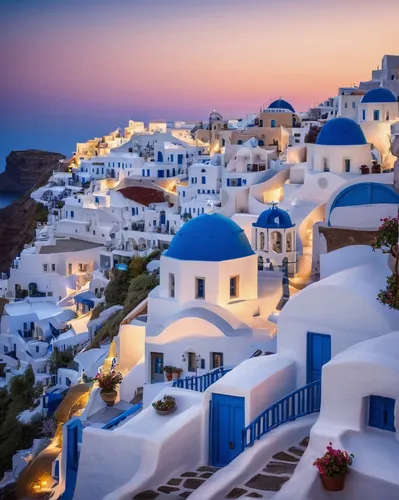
372;163;382;174
152;395;176;415
95;370;123;406
172;368;183;380
360;165;370;175
313;442;354;491
163;365;175;382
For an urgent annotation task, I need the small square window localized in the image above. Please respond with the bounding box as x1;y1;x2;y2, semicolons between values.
230;276;239;298
169;273;175;298
196;278;205;299
43;264;48;272
188;352;196;372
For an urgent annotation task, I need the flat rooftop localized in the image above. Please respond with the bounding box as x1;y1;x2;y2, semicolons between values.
39;238;104;254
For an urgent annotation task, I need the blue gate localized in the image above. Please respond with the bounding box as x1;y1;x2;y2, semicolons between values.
209;394;245;467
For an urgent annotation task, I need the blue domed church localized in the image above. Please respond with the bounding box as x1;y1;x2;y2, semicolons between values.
252;204;297;274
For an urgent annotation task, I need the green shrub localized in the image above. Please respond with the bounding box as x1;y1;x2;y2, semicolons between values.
49;347;74;374
123;273;159;317
90;302;105;320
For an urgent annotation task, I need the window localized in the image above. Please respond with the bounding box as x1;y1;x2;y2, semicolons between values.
43;264;48;272
362;109;366;120
195;278;205;299
169;273;175;297
47;292;53;297
211;352;224;369
352;102;356;109
258;139;265;146
271;119;276;128
323;158;329;172
386;111;390;121
51;264;56;272
368;395;395;432
230;276;239;298
373;109;380;121
259;231;265;249
188;352;197;372
344;158;351;172
344;103;348;109
70;211;74;218
68;263;72;275
36;346;40;353
202;176;206;184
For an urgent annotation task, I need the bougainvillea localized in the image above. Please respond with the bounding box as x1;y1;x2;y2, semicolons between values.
313;443;354;477
371;216;399;309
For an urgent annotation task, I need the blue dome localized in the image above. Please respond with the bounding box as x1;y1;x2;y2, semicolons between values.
165;213;255;262
267;99;295;113
253;205;295;229
316;118;367;146
361;88;397;103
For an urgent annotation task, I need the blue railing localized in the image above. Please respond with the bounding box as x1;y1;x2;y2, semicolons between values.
172;367;231;392
102;403;143;430
242;380;321;449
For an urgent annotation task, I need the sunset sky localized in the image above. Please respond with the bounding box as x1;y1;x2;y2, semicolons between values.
1;0;398;165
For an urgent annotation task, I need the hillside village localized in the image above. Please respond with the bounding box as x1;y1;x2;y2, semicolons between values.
0;54;399;500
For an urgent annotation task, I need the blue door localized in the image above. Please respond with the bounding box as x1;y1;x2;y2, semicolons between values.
307;333;331;383
62;420;82;500
160;212;166;225
369;396;396;432
210;394;245;467
157;151;163;162
178;154;184;165
158;170;165;178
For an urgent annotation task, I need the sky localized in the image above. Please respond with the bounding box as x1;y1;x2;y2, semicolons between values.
1;0;398;167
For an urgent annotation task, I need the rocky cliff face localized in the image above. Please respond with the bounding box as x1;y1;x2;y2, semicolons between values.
0;150;65;194
0;150;65;273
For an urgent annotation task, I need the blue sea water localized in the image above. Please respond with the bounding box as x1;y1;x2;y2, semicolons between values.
0;193;18;209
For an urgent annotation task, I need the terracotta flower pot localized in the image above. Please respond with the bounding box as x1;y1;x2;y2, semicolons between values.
320;473;346;491
100;389;117;406
165;372;172;382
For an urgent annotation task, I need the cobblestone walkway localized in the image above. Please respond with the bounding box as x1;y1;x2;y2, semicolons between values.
223;436;309;499
133;466;220;499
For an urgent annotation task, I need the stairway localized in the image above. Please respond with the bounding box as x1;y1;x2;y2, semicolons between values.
223;437;309;499
133;466;220;499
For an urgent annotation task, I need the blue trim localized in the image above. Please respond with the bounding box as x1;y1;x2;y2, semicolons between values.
242;380;321;448
210;394;245;467
61;419;83;500
102;403;142;430
328;182;399;225
306;332;331;383
172;367;230;392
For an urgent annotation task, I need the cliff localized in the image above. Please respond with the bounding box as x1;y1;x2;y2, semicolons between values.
0;149;65;194
0;150;66;273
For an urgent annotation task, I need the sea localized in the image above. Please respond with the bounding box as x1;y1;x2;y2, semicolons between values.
0;193;18;209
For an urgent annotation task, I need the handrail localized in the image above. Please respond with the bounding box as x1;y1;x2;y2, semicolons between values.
172;367;231;392
242;380;321;449
102;402;142;430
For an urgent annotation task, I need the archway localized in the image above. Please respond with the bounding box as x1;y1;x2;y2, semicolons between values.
271;231;282;253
